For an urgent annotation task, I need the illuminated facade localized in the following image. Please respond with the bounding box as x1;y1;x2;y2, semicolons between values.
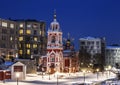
46;12;63;73
106;46;120;67
16;20;46;62
0;18;17;60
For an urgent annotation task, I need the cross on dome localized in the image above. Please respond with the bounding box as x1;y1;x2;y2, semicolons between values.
50;10;60;31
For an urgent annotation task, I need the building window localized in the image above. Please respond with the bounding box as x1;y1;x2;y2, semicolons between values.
2;36;6;40
10;24;14;28
26;30;31;34
19;44;21;48
19;36;23;41
26;44;30;48
42;31;44;36
20;24;23;28
19;50;23;54
33;44;37;48
51;58;55;62
81;41;85;45
51;36;56;43
34;30;37;35
2;22;7;27
19;29;23;34
2;29;7;34
34;49;38;54
33;24;37;28
40;31;42;35
10;37;13;41
27;24;31;28
27;49;30;55
34;37;37;41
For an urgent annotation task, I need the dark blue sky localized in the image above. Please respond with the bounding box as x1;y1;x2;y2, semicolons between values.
0;0;120;49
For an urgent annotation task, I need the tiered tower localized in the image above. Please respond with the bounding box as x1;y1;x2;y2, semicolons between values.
47;11;63;73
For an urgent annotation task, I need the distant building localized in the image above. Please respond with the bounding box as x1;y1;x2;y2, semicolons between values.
15;19;46;63
106;46;120;67
79;36;106;70
63;33;79;72
0;18;17;60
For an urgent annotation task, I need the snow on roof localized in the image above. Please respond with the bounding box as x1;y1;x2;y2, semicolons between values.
79;36;99;40
106;46;120;49
5;61;14;66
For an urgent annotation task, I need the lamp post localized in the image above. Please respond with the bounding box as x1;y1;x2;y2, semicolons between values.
82;70;86;83
54;68;56;77
42;68;44;79
16;72;20;85
49;69;50;80
108;65;111;77
3;70;6;83
56;71;59;85
96;68;99;80
105;67;108;78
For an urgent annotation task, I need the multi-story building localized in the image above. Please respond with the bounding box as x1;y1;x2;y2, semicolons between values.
0;18;17;60
79;36;106;70
15;19;46;62
106;46;120;67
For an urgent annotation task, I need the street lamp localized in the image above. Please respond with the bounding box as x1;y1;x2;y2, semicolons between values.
49;69;50;80
108;65;111;77
56;71;59;85
82;70;86;83
54;68;56;77
16;72;20;85
3;70;6;83
105;67;108;78
69;68;70;77
42;68;44;79
96;68;99;80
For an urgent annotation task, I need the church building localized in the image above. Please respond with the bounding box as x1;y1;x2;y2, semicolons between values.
46;12;63;73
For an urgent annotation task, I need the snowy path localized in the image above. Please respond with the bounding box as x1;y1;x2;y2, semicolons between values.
0;71;117;85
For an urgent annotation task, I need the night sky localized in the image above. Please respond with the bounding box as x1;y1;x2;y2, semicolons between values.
0;0;120;50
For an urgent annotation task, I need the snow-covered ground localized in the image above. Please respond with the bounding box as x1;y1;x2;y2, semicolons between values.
0;71;117;85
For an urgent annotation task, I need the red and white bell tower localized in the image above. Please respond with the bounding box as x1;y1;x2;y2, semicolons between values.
47;11;63;73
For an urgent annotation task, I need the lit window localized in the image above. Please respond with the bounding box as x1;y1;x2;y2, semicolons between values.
26;44;30;48
27;49;30;54
33;24;37;28
42;31;44;36
19;44;21;48
34;37;37;41
33;44;37;48
10;24;14;28
27;24;31;28
10;37;13;41
19;50;23;54
26;30;31;34
19;36;23;41
19;29;23;34
40;31;42;35
2;22;7;27
20;24;23;28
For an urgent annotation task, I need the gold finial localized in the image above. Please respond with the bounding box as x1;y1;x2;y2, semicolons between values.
54;9;56;19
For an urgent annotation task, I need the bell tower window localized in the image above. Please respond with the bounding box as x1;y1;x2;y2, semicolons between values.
51;36;56;43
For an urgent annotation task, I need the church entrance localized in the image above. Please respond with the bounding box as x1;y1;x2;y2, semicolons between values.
50;63;55;73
